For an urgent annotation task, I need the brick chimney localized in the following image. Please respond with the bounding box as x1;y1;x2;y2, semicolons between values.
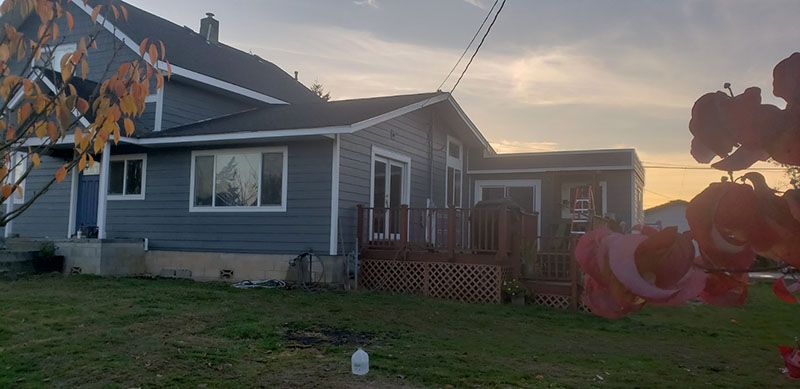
199;13;219;44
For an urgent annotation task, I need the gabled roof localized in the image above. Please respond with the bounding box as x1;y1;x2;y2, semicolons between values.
81;0;320;104
140;92;446;138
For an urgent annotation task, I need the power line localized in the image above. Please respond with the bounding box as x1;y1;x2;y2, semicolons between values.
436;0;500;92
450;0;508;94
644;188;675;200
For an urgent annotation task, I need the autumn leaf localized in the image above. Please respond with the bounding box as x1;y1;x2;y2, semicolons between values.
66;11;74;30
30;153;40;168
90;5;102;24
54;164;67;183
139;38;149;57
123;118;134;136
148;44;158;65
1;184;12;199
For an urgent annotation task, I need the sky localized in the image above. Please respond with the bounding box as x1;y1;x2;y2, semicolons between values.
126;0;800;209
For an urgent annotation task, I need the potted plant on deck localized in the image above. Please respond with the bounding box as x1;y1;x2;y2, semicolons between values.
503;279;527;306
31;241;65;274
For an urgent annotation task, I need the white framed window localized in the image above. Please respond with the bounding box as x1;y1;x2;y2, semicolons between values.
474;179;540;215
445;135;463;208
190;146;288;213
108;154;146;200
561;181;607;219
36;43;77;74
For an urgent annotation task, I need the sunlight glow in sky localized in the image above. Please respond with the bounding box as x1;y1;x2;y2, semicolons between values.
127;0;799;208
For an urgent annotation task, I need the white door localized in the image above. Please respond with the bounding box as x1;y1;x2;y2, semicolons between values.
371;157;407;240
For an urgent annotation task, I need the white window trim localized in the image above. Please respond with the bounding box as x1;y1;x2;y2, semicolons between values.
107;154;147;201
35;43;77;74
10;152;26;204
474;179;542;239
189;146;288;213
560;181;608;219
369;145;412;207
445;135;464;208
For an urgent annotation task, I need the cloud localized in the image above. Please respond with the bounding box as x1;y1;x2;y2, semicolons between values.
490;140;558;153
354;0;378;8
463;0;489;9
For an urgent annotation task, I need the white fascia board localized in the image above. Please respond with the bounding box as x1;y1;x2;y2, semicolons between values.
130;126;351;145
69;0;289;105
350;93;449;131
35;69;92;128
446;96;493;153
467;166;634;175
154;61;288;105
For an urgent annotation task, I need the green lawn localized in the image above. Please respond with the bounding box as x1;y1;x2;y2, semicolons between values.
0;276;797;388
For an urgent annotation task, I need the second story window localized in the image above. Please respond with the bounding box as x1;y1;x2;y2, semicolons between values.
37;43;77;74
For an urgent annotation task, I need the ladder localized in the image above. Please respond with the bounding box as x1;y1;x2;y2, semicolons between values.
570;185;595;235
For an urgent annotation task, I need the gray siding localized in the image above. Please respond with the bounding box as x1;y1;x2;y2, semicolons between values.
106;141;332;254
13;154;71;239
337;108;461;255
160;82;254;130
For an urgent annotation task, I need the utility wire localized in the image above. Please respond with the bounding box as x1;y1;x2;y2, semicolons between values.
436;0;500;92
450;0;508;94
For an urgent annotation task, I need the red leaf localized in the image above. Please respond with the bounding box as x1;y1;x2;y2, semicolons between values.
773;52;800;107
779;345;800;379
772;277;799;304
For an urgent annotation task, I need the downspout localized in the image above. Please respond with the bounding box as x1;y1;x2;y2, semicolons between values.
428;110;435;206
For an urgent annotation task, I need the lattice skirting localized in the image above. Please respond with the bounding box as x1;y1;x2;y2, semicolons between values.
359;259;510;303
530;293;589;311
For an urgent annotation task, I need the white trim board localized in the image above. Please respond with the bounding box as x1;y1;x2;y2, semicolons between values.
69;0;289;105
467;166;634;175
329;134;341;255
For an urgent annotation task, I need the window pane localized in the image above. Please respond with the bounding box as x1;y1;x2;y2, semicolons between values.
446;167;454;207
108;161;124;195
508;186;534;213
215;153;259;207
481;187;505;201
194;156;213;206
373;160;386;208
260;152;283;206
125;159;143;195
453;169;462;207
448;140;461;159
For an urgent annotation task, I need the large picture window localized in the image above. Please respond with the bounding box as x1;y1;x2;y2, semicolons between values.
190;147;287;212
108;154;146;200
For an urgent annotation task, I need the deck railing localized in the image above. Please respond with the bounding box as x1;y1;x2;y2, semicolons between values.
356;205;539;267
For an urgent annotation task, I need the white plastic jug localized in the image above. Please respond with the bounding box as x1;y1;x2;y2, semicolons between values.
351;347;369;375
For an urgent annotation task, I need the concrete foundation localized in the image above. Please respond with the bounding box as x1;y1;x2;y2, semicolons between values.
56;239;146;276
145;250;348;284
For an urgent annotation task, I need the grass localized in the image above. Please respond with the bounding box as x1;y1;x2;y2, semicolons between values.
0;275;797;388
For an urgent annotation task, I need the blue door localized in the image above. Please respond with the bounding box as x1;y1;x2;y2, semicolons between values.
75;172;99;233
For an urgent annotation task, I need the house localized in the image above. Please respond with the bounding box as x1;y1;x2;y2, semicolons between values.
2;1;644;286
645;200;689;232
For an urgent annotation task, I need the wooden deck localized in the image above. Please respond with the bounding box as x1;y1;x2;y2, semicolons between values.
356;205;585;308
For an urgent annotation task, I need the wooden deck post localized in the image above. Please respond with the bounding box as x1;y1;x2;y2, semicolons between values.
569;237;579;311
399;205;409;248
447;206;456;260
356;204;364;249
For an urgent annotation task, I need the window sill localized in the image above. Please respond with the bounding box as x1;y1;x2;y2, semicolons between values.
108;194;145;201
189;205;287;213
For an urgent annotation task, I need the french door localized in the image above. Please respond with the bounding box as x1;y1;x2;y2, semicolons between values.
371;156;407;241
